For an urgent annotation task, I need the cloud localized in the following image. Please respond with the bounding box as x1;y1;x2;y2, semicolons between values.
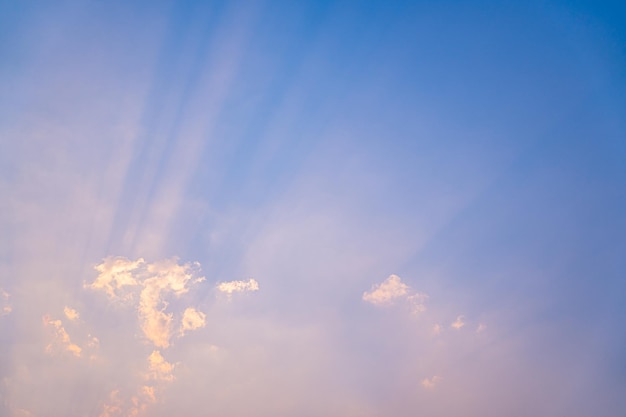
433;323;443;335
63;306;80;321
451;315;465;330
88;257;145;301
98;390;123;417
421;375;442;389
146;350;175;382
362;275;409;306
42;315;82;357
216;278;259;295
89;257;206;348
363;275;428;314
86;256;212;416
476;323;486;333
180;307;206;336
1;288;11;316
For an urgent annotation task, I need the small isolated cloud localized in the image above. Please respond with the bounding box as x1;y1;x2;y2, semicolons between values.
363;274;428;314
433;323;443;335
216;278;259;295
451;315;465;330
180;307;206;336
42;315;82;357
421;375;442;389
362;275;409;306
1;288;11;316
63;306;80;321
476;323;487;333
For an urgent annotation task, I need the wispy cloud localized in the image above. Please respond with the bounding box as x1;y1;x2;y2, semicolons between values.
216;278;259;296
451;315;465;330
42;315;82;357
421;375;442;389
1;288;11;316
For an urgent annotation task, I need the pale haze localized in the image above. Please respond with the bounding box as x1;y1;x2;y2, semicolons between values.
1;1;625;416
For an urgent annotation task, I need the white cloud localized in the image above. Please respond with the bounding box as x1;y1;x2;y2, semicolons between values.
363;275;428;316
451;315;465;330
216;278;259;295
476;323;487;333
362;275;409;306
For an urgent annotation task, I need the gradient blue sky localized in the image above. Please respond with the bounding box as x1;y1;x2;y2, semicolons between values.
1;1;625;416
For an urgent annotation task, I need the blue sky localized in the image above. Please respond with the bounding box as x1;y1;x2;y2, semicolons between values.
1;1;625;416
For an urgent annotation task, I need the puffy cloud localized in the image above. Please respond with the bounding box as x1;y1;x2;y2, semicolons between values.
1;288;11;316
216;278;259;295
87;257;211;416
451;315;465;330
63;306;80;321
180;307;206;336
363;275;428;315
42;315;82;357
89;257;206;348
88;257;145;300
146;350;175;382
421;375;442;389
362;274;409;306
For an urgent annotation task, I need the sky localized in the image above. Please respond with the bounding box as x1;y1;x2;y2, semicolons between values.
1;0;625;416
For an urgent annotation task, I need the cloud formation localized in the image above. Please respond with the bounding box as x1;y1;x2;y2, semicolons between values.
63;306;80;321
89;257;206;348
180;307;207;336
42;315;82;357
216;278;259;295
451;315;465;330
421;375;442;389
363;274;428;313
87;256;212;417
